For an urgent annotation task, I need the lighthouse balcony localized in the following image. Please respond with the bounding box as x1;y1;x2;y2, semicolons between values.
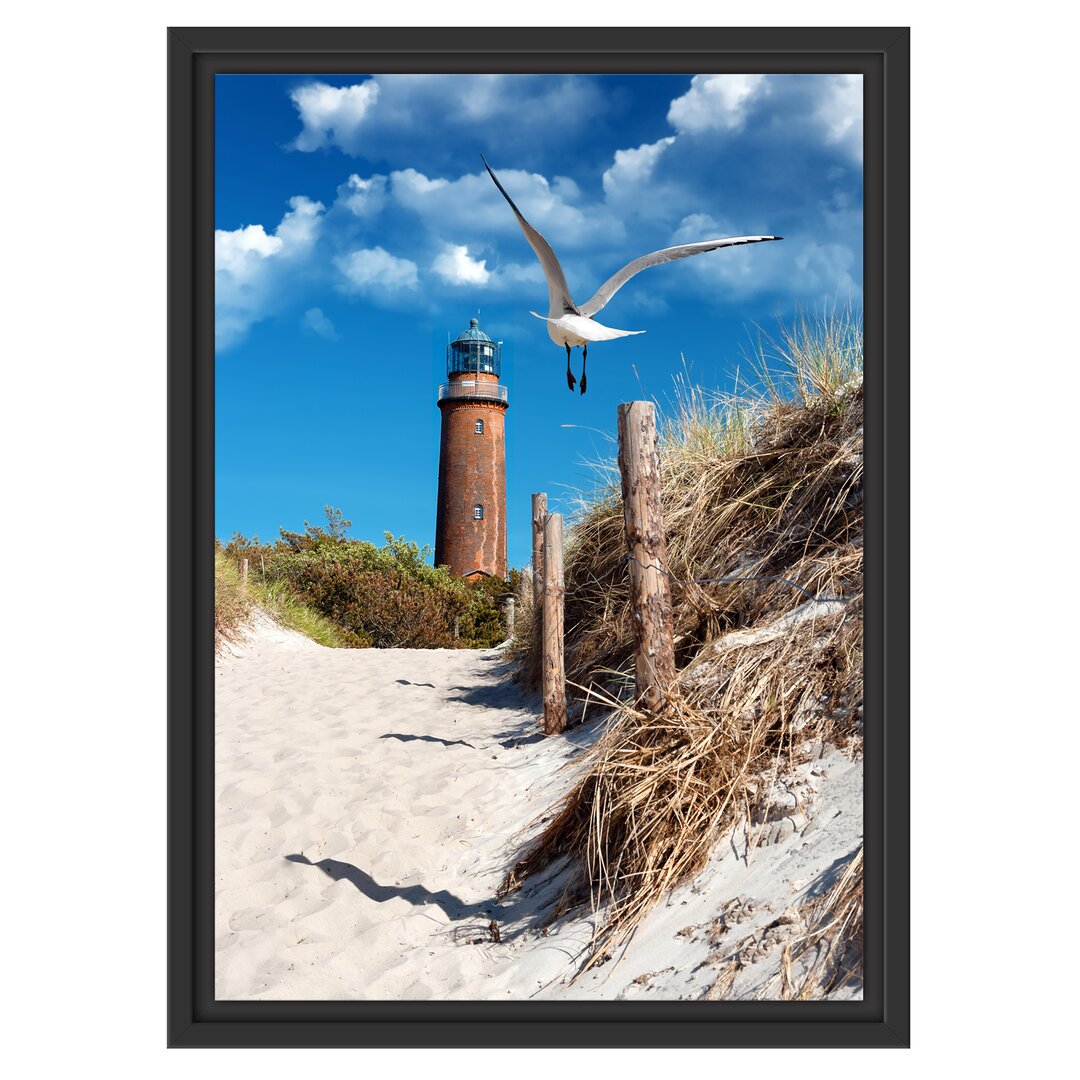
437;381;509;405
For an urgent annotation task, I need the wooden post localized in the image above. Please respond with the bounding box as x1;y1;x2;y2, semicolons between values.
542;512;567;735
504;596;516;636
531;492;547;602
617;401;676;714
239;557;249;586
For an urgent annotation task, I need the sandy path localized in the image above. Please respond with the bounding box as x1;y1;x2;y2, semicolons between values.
216;618;863;1001
215;618;588;1000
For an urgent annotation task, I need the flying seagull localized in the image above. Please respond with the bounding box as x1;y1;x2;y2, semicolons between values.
482;154;781;394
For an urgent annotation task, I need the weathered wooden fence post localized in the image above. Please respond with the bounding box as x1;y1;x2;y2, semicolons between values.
240;557;249;586
542;512;567;735
504;596;516;636
531;492;547;602
617;401;676;714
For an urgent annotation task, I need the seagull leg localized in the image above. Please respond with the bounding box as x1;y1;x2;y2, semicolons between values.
580;344;587;395
565;343;576;391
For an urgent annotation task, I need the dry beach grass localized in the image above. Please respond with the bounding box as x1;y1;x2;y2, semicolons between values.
504;311;865;976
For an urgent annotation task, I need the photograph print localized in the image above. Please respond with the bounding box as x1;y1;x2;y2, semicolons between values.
213;68;865;1003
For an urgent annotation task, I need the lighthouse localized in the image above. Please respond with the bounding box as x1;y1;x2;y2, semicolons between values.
434;317;509;579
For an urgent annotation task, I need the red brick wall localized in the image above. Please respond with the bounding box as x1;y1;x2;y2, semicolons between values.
435;373;508;578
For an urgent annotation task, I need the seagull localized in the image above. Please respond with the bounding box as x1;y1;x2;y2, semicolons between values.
482;154;782;394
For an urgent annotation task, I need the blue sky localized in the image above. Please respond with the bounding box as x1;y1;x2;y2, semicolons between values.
215;73;862;568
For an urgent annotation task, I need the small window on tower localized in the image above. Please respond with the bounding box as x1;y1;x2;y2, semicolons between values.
474;419;485;435
473;504;484;520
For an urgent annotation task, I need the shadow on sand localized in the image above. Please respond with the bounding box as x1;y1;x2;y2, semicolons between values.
283;853;577;945
378;733;477;749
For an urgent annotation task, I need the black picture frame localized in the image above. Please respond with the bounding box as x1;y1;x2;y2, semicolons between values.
168;26;909;1049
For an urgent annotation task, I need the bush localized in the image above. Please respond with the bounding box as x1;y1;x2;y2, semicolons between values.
223;509;516;649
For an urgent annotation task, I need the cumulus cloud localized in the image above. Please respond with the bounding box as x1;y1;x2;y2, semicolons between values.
272;194;324;247
334;246;419;296
432;244;490;286
389;166;621;250
663;74;862;168
301;307;339;340
602;136;676;198
290;81;380;153
215;196;325;350
814;74;862;161
288;75;607;166
667;74;767;134
215;224;283;273
791;241;859;298
672;213;859;302
336;173;389;218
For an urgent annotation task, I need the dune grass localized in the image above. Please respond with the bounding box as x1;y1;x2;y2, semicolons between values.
246;576;355;649
501;308;864;975
214;549;353;651
778;842;864;1000
214;550;252;652
704;842;865;1000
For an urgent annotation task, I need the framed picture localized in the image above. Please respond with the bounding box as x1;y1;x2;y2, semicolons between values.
169;26;909;1048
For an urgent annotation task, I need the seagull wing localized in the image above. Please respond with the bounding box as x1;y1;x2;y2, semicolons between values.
482;155;579;318
577;235;782;318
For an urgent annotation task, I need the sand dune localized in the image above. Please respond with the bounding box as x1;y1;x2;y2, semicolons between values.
216;616;862;1000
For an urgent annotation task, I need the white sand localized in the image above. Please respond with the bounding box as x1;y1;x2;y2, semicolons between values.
216;616;863;1001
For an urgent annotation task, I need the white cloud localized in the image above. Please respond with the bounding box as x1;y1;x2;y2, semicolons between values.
290;81;380;153
673;212;726;241
215;196;326;350
673;213;858;301
301;307;339;340
288;75;607;161
334;246;419;295
215;224;282;274
602;136;676;198
337;173;388;218
389;166;621;250
792;241;859;297
667;75;862;165
393;168;449;200
272;195;324;248
432;244;490;286
667;74;767;134
815;74;862;161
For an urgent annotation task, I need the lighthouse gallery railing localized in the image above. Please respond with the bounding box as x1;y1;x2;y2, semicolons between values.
437;381;509;404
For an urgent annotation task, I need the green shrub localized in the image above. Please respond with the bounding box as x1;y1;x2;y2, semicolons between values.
223;508;516;649
248;576;358;648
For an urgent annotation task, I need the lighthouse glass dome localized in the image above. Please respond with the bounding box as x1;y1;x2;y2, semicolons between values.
447;317;502;377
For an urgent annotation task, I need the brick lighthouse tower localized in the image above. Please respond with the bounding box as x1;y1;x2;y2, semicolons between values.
434;317;509;579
